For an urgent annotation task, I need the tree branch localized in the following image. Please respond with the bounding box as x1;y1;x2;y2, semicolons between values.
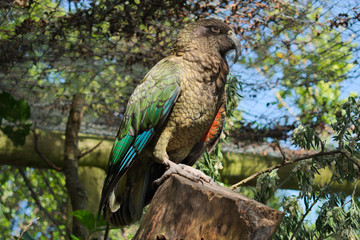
289;197;320;240
351;178;359;200
78;137;106;158
275;139;286;163
338;124;347;150
32;121;62;172
340;150;360;170
17;217;40;240
274;91;300;121
230;149;342;189
289;178;335;240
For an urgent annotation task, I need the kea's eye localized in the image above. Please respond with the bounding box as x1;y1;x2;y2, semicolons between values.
211;26;220;34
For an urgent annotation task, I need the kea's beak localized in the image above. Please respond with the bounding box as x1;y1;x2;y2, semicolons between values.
228;30;241;63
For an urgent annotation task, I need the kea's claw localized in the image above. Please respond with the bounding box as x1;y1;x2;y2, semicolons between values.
153;159;213;187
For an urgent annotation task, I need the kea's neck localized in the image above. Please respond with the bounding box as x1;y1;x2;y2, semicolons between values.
171;43;229;91
172;39;228;70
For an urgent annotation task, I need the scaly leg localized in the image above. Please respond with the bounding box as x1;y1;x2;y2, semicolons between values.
153;158;213;186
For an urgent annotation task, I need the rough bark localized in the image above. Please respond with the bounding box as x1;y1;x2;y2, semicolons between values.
134;175;284;240
64;93;87;239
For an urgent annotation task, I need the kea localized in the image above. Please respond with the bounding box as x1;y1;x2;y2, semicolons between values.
99;18;240;226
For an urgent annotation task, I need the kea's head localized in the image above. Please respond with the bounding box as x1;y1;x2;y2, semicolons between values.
174;18;241;62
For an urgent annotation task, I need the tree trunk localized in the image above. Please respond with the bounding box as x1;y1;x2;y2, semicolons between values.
134;175;284;240
64;93;88;239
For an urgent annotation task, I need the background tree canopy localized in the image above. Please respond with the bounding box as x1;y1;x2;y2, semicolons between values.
1;0;360;239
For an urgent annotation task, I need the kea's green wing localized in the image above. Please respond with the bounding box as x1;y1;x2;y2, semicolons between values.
99;59;180;213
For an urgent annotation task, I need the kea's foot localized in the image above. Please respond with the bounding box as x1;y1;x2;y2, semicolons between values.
153;159;213;187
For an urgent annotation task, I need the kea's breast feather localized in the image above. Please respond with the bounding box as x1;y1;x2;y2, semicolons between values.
165;78;222;159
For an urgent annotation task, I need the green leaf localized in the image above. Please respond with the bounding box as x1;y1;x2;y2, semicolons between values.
0;91;31;123
94;212;108;229
1;124;31;146
21;232;35;240
0;91;32;146
70;209;95;231
70;234;80;240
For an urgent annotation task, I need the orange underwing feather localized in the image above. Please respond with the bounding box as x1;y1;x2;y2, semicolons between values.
201;104;226;143
182;103;226;166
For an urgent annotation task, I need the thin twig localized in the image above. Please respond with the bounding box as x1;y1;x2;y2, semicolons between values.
104;222;110;240
278;171;294;189
39;170;57;197
351;178;359;201
78;137;106;158
18;168;64;236
17;217;40;240
230;149;342;189
32;121;62;171
289;197;320;240
320;138;325;153
340;150;360;170
338;122;348;150
289;178;334;240
274;91;300;121
0;1;14;26
275;139;287;163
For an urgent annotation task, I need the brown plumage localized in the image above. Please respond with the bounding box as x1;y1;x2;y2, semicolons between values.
99;18;240;226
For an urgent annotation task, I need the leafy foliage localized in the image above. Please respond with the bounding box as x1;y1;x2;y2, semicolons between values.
265;97;360;239
0;167;67;239
0;91;31;146
253;170;279;204
70;209;107;235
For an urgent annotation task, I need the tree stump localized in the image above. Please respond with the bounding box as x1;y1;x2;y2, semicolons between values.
133;175;284;240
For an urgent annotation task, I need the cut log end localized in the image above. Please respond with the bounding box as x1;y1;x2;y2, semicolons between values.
134;175;284;240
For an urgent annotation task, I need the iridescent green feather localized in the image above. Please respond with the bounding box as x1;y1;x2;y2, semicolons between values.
117;59;180;140
99;59;181;211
